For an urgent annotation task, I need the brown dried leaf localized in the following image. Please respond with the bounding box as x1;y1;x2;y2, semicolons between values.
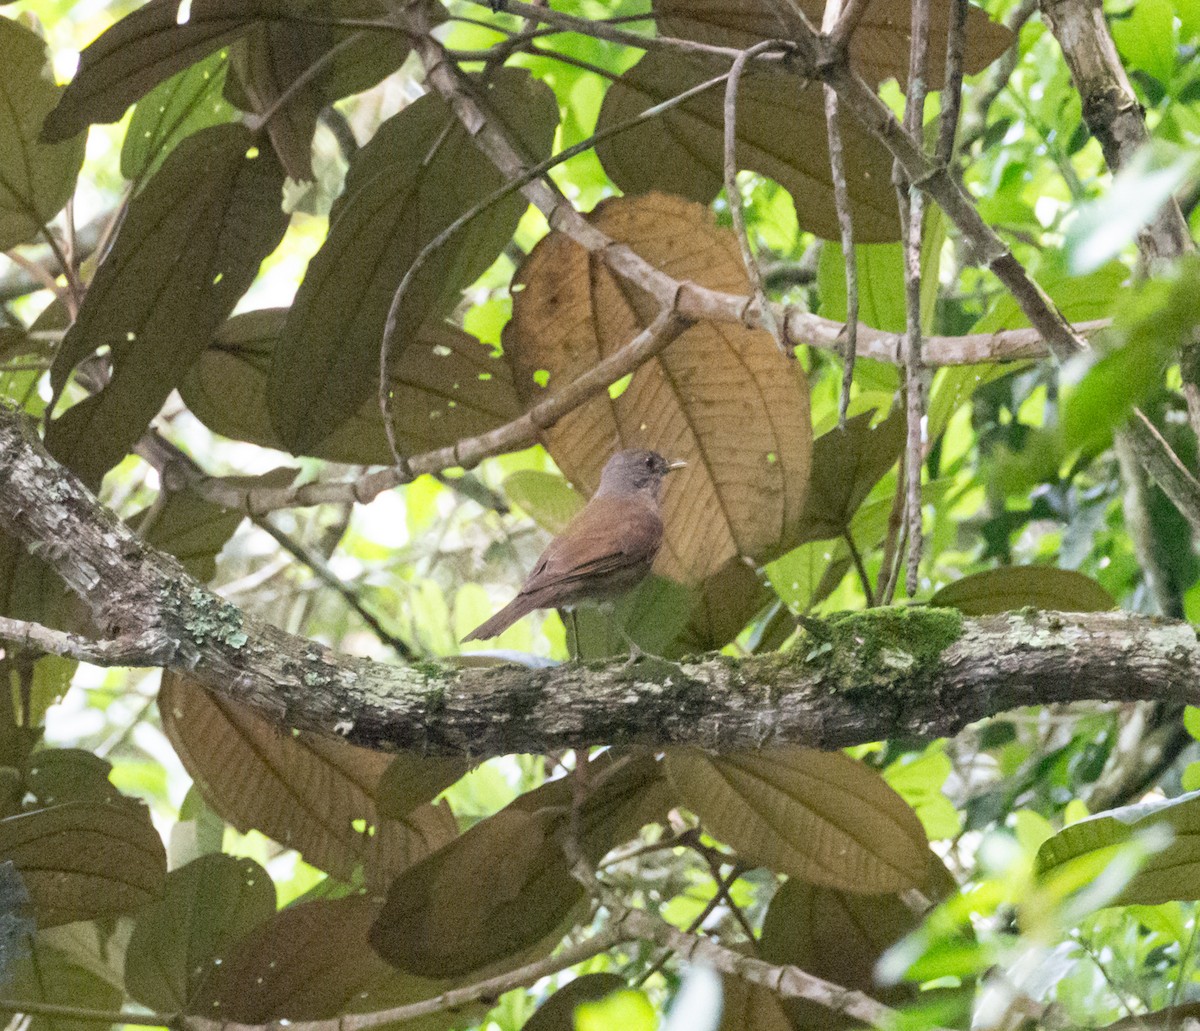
159;673;457;888
505;193;812;585
180;309;520;463
595;52;898;242
193;894;460;1030
654;0;1013;88
0;801;165;927
664;746;929;892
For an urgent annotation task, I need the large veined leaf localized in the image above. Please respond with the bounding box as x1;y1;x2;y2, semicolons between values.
0;18;85;250
0;801;166;927
654;0;1013;88
269;68;558;453
594;51;898;242
930;567;1115;615
505;192;812;585
664;746;929;892
1036;790;1200;908
124;854;276;1012
4;933;125;1031
192;895;460;1030
42;0;283;141
159;673;457;888
224;0;418;179
45;123;289;487
371;755;670;978
137;488;245;583
120;51;236;184
181;309;521;463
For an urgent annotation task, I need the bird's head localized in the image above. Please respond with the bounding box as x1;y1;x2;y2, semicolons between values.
596;448;686;499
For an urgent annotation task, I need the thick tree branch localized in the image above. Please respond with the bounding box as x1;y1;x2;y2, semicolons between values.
2;404;1200;760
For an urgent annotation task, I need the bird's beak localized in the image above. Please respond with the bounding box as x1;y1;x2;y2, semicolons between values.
666;459;687;472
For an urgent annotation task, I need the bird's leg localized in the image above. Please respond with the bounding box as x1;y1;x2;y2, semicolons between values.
612;619;645;665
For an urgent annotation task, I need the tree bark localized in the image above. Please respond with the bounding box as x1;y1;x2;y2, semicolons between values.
1;405;1198;758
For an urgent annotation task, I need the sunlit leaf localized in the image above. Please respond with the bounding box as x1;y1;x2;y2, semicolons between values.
930;566;1114;615
525;974;629;1031
506;193;812;584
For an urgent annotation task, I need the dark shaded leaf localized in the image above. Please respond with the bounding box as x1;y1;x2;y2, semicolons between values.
125;854;276;1011
121;50;236;184
194;894;460;1029
270;68;558;452
0;17;85;249
23;749;125;808
371;754;670;978
159;673;457;888
181;309;520;462
787;408;905;546
664;746;929;892
376;754;471;822
506;193;812;585
654;0;1012;88
595;51;898;242
525;974;629;1031
42;0;273;142
138;489;245;583
930;566;1115;615
0;801;165;927
5;933;124;1031
46;124;289;487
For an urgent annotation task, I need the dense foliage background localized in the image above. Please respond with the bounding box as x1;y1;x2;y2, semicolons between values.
1;0;1200;1028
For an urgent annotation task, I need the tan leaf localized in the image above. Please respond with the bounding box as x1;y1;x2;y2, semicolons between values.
180;310;520;463
595;52;898;242
159;673;457;888
0;801;165;928
930;566;1116;615
654;0;1013;88
717;973;796;1031
505;193;812;584
664;746;929;892
193;894;460;1030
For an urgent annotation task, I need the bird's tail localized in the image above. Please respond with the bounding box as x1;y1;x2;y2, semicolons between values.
462;594;539;642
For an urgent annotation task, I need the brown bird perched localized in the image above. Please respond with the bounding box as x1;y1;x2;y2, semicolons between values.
463;449;685;644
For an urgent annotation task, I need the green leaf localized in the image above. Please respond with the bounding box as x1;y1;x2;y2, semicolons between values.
1067;143;1199;273
576;990;657;1031
929;566;1114;615
664;746;930;892
46;123;289;487
5;934;124;1031
818;208;946;334
1111;0;1177;85
41;0;270;142
502;471;585;535
971;256;1128;333
182;309;520;462
784;407;905;546
0;801;166;927
138;489;245;583
1036;790;1200;907
125;854;276;1011
121;50;236;184
595;50;899;242
0;17;85;249
524;974;628;1031
884;747;963;841
269;68;558;452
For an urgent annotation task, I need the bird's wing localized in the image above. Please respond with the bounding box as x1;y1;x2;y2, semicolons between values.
518;494;663;597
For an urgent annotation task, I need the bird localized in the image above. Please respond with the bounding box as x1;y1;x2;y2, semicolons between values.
463;449;685;645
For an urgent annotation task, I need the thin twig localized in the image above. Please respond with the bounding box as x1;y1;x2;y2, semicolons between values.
843;529;875;606
247;32;365;132
824;85;858;429
722;41;794;356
